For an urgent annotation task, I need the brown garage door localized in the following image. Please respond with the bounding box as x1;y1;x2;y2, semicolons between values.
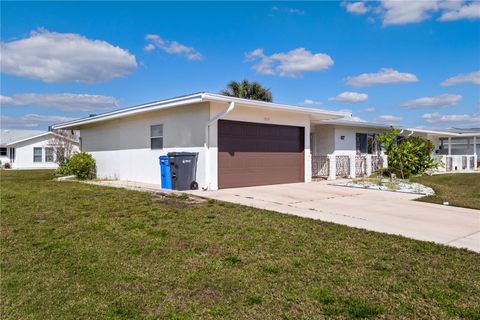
218;120;305;189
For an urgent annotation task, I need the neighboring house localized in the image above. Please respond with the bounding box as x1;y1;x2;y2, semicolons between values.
0;129;79;169
51;92;478;189
403;128;479;172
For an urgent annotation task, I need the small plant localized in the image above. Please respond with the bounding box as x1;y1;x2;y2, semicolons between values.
55;159;72;176
3;162;11;169
68;152;96;179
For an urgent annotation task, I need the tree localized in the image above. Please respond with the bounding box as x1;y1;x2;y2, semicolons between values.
47;130;79;165
220;80;273;102
376;127;438;179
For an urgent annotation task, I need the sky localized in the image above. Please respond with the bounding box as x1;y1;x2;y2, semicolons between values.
1;1;479;130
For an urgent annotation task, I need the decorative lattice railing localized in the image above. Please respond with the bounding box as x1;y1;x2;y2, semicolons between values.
311;156;329;177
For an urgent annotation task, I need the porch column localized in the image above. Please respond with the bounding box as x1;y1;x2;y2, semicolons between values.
474;136;477;155
474;136;478;170
366;155;372;176
328;154;336;180
349;155;356;179
382;155;388;169
448;137;452;155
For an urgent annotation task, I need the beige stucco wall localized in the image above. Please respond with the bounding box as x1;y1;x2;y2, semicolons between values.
79;102;210;186
312;125;386;156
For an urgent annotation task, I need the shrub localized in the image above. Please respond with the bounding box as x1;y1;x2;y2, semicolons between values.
55;159;72;176
376;128;438;179
68;152;95;179
3;162;11;169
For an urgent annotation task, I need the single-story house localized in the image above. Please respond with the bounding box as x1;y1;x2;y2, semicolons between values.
51;92;478;189
402;128;479;172
0;129;79;169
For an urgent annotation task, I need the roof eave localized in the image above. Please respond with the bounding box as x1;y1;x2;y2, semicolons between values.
52;92;347;129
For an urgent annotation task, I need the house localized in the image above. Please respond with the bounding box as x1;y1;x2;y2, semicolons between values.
0;129;79;169
52;92;348;189
51;92;478;189
402;128;479;172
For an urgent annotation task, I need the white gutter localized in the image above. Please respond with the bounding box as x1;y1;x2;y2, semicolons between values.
203;100;236;190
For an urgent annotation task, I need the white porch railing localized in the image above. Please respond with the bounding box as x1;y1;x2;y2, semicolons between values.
312;154;388;180
435;155;478;172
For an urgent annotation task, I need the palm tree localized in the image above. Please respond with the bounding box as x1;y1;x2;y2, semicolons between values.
220;80;273;102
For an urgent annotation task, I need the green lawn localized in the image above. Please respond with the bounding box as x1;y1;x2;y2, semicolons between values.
412;173;480;210
1;170;480;319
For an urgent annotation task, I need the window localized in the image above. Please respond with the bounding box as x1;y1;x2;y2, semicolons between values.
45;147;54;162
9;148;15;162
33;147;42;162
150;124;163;149
356;133;367;154
357;133;381;154
0;147;6;156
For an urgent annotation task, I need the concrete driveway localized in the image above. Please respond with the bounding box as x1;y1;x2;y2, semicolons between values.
189;181;480;252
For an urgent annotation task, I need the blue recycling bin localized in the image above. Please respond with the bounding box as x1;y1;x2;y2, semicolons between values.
159;156;172;189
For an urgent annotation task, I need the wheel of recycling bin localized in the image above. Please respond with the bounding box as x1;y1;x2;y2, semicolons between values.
190;181;198;190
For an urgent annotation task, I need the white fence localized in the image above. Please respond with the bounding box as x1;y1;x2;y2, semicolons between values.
435;155;478;172
312;154;388;180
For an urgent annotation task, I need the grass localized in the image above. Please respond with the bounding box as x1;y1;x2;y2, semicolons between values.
411;173;480;210
1;170;480;319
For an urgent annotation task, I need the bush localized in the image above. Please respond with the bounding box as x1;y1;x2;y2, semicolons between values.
3;162;11;169
68;152;95;179
55;159;72;176
376;128;438;179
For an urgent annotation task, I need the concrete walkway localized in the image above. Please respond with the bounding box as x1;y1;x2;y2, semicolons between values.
188;182;480;253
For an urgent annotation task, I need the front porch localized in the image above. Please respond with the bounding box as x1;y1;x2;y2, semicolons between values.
420;133;479;173
309;122;389;180
311;154;387;180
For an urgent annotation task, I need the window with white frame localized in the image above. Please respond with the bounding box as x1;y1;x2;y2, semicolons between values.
150;124;163;149
45;147;54;162
33;147;43;162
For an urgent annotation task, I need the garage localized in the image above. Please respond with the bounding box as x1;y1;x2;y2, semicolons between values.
218;120;305;189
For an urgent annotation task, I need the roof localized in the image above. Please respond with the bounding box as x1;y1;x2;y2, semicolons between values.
313;118;391;130
3;130;79;147
0;129;44;146
405;128;480;138
51;92;349;129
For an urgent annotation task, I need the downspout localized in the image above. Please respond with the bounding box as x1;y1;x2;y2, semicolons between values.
203;101;236;190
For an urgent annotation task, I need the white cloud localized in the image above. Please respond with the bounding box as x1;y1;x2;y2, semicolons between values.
303;99;322;105
245;48;334;77
439;1;480;21
441;70;480;86
346;2;368;15
361;107;376;113
1;114;75;129
329;91;368;103
144;34;202;61
422;112;480;123
271;6;305;15
0;29;137;83
402;94;462;109
0;93;119;112
346;68;418;87
381;0;438;25
345;1;480;26
375;115;403;124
